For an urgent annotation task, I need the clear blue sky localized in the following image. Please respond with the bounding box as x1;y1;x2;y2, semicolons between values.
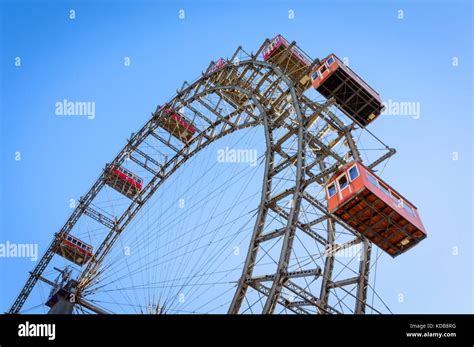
0;0;472;313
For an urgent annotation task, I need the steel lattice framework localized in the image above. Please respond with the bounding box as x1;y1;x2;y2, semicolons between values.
9;39;396;315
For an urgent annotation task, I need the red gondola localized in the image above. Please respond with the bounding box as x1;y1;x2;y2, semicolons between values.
207;58;226;75
325;161;427;257
262;34;312;90
312;54;384;127
105;165;143;199
54;234;93;266
159;107;196;143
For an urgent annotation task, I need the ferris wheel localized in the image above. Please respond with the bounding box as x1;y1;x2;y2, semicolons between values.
9;35;426;315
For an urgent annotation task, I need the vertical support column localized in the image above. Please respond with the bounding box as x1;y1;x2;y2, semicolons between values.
318;218;336;313
228;92;274;314
261;188;304;314
262;84;306;314
47;278;78;314
355;240;371;314
48;296;75;314
344;125;371;314
228;151;274;313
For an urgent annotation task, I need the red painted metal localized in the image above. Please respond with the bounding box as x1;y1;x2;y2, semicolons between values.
326;161;427;256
